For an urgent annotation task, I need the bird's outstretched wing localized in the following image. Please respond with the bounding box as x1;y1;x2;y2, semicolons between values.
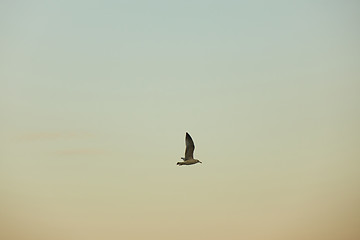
184;132;195;160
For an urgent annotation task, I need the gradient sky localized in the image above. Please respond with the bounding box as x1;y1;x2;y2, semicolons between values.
1;1;360;239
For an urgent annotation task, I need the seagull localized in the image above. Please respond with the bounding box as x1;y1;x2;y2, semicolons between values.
177;132;202;166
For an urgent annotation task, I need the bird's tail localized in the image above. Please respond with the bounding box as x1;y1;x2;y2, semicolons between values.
177;162;183;166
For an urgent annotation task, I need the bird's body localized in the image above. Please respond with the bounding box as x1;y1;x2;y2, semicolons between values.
177;159;200;165
177;132;202;166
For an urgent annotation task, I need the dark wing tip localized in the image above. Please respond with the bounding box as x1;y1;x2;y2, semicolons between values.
185;132;194;145
186;132;193;140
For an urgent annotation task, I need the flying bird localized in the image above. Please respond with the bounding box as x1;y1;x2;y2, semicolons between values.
177;132;202;166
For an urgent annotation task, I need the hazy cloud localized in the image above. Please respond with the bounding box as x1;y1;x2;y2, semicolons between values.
55;149;106;156
16;131;95;141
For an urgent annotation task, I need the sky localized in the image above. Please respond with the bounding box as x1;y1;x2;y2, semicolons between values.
1;0;360;239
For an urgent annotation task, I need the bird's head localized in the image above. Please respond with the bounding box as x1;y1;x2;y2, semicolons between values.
195;159;202;164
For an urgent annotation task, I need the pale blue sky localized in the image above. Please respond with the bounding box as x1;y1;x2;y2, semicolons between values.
1;1;360;239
